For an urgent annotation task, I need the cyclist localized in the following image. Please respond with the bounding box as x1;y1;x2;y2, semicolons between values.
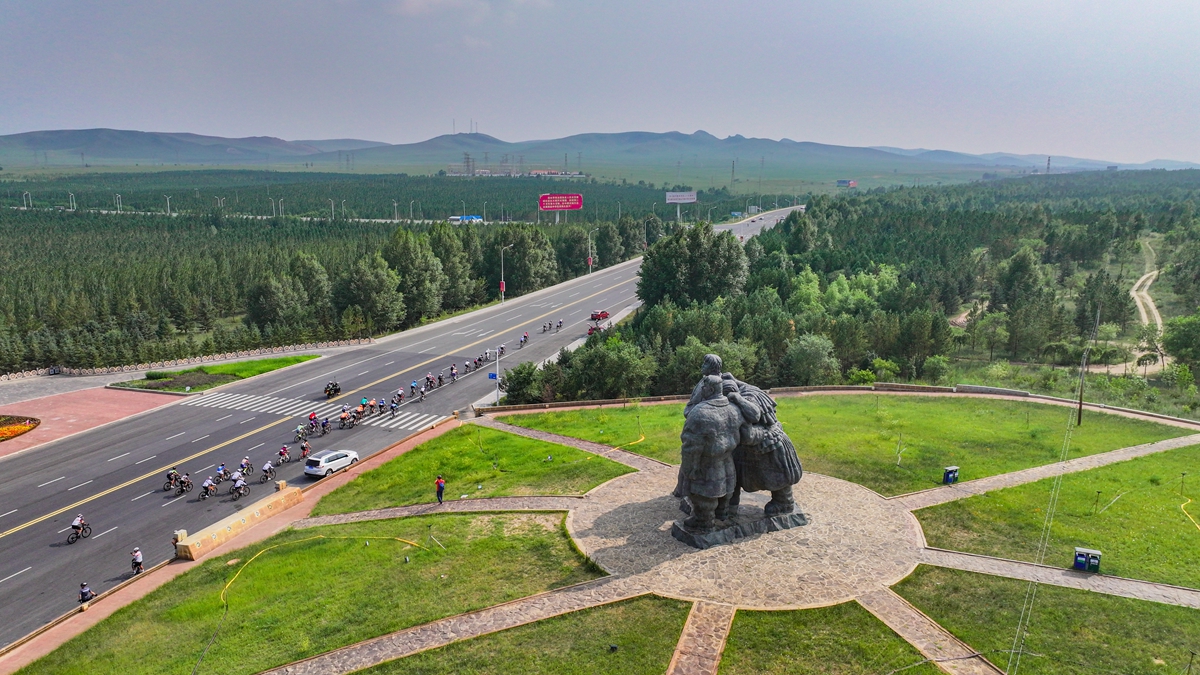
230;468;244;483
240;456;252;473
320;417;330;434
341;403;350;414
557;319;563;330
419;385;426;402
130;548;143;574
216;462;227;479
339;409;351;427
300;439;312;458
279;445;290;462
450;365;458;381
368;398;376;414
232;475;248;495
361;396;369;409
410;380;418;396
389;400;398;416
179;473;192;490
261;459;274;479
437;373;444;387
70;514;87;537
523;331;528;341
294;423;306;440
201;476;215;496
308;411;318;424
79;582;95;604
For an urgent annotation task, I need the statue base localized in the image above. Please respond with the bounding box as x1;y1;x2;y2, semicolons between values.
671;510;809;550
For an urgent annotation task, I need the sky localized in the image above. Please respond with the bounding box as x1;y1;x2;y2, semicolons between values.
2;0;1198;163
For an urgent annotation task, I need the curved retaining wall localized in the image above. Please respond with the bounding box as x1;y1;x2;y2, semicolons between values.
175;486;304;561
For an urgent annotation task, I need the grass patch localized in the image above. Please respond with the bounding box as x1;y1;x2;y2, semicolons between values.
917;443;1200;587
501;404;687;464
719;602;941;675
111;355;318;392
19;513;600;675
893;566;1200;675
358;595;689;675
501;396;1187;495
310;426;633;516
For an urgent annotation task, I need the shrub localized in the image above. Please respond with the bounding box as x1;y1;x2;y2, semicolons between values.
847;369;876;386
923;355;951;383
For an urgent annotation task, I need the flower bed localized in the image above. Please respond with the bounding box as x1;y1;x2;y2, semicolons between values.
0;415;40;442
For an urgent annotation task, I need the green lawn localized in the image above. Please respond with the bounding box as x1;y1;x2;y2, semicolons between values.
501;404;687;464
112;355;318;392
719;602;942;675
19;513;599;675
894;566;1200;675
502;396;1188;495
310;426;633;516
917;443;1200;588
359;595;690;675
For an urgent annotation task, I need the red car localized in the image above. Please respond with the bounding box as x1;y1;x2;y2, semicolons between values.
588;324;608;336
590;310;609;321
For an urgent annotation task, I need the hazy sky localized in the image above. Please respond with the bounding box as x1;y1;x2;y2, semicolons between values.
3;0;1198;162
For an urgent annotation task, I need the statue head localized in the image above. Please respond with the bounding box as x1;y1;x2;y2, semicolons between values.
698;374;724;401
701;353;723;377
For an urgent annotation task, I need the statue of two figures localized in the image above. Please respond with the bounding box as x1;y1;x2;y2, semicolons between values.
671;354;805;547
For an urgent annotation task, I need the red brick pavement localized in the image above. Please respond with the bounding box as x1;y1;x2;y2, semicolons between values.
0;387;179;460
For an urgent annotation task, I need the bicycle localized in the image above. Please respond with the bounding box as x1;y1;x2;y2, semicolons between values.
259;467;277;483
199;484;217;500
175;480;193;497
162;476;179;492
294;430;307;443
66;525;92;545
231;484;250;501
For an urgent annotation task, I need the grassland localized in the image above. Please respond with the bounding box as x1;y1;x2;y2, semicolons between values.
917;443;1200;587
111;355;317;392
358;595;689;675
502;395;1188;495
719;602;942;675
19;513;599;675
310;425;633;516
894;566;1200;675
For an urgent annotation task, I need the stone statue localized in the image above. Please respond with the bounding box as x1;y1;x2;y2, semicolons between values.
672;354;805;545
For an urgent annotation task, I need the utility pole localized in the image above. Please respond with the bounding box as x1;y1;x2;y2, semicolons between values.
329;199;335;219
393;200;398;221
410;200;415;220
164;195;171;215
588;228;599;274
270;198;277;217
499;244;513;304
1046;156;1051;175
341;200;346;218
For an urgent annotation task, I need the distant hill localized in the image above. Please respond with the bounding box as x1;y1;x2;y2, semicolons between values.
2;128;1196;184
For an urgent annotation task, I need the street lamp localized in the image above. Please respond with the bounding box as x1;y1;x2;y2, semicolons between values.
164;195;172;215
461;200;466;218
270;197;277;217
329;199;335;219
616;201;621;222
341;200;347;218
483;201;487;223
499;244;514;304
68;193;75;211
115;194;122;213
278;199;284;216
588;227;600;274
393;200;398;222
707;206;715;222
409;200;415;221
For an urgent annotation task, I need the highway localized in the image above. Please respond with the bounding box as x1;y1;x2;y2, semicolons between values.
0;207;797;647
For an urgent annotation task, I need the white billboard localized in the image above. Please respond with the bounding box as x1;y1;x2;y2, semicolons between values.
665;191;697;204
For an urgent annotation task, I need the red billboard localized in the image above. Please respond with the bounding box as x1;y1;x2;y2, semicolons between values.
539;193;583;211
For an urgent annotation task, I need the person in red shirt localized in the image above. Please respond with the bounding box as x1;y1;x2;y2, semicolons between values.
435;475;446;504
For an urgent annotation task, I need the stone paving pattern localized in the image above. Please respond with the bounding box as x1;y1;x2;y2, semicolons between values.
476;416;670;472
893;434;1200;511
665;602;736;675
857;588;1004;675
261;576;647;675
921;548;1200;609
296;496;584;529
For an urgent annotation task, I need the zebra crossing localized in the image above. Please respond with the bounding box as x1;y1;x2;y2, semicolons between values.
179;391;447;431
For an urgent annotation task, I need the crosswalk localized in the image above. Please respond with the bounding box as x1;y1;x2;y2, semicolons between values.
180;392;447;431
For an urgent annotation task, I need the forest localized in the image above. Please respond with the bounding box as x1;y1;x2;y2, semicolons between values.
501;170;1200;418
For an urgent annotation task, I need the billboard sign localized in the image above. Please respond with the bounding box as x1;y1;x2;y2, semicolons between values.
665;191;697;204
539;193;583;211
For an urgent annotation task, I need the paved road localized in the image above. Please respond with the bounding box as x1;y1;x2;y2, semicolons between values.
0;207;795;647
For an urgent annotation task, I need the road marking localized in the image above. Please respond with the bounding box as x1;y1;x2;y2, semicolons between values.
68;480;93;491
247;442;264;452
0;418;289;543
569;293;579;298
165;432;185;440
131;491;155;502
357;370;370;376
0;509;15;518
215;414;232;422
191;435;210;443
384;361;394;365
0;567;31;585
92;526;118;539
240;417;256;424
419;346;434;353
198;464;214;472
107;452;130;462
135;455;157;464
58;527;72;533
37;477;65;488
162;496;186;507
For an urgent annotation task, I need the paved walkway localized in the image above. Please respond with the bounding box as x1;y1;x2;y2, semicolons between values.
259;576;647;675
474;416;669;472
893;434;1200;511
857;588;1003;675
920;548;1200;609
665;602;736;675
0;387;177;460
297;496;585;529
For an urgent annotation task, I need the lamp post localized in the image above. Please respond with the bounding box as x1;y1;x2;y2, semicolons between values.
499;244;514;304
393;200;398;222
461;200;466;218
483;201;487;223
68;193;75;211
617;201;621;222
278;199;284;216
495;343;503;405
707;206;715;222
588;227;599;274
164;195;171;216
409;200;415;221
341;200;346;218
329;199;334;219
115;194;122;213
270;198;277;217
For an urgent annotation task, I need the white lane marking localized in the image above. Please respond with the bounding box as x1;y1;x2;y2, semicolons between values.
191;435;210;443
135;455;157;464
419;346;435;353
0;567;32;585
569;293;579;298
356;370;370;376
92;526;118;539
198;464;214;472
0;509;15;518
477;330;494;337
246;443;264;452
37;477;65;488
131;491;155;501
162;496;185;507
240;417;256;424
384;361;394;365
569;309;581;315
215;414;232;422
107;452;130;462
165;432;185;440
68;480;93;491
58;527;72;533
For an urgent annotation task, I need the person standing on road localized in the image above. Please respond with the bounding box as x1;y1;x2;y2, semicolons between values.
435;475;445;504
